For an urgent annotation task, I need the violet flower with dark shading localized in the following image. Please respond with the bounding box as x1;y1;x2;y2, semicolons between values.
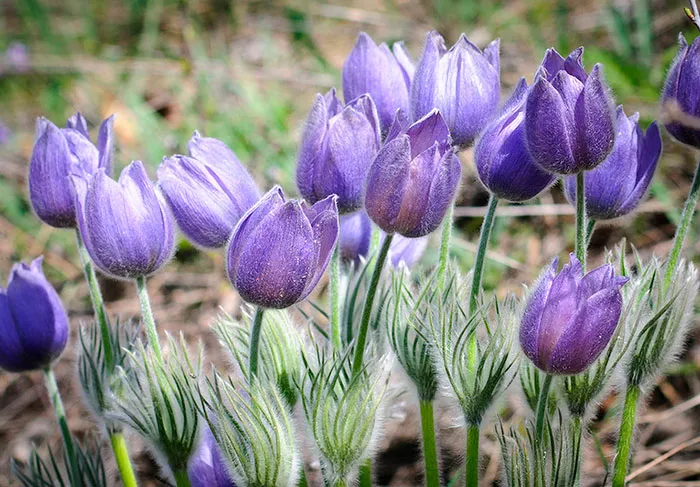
338;211;372;265
564;107;662;220
662;33;700;149
0;257;69;373
188;427;236;487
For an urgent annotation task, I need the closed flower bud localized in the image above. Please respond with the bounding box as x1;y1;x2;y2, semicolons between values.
158;133;260;248
343;32;412;132
339;211;372;265
29;113;115;228
474;78;557;201
188;427;236;487
227;187;339;309
71;161;175;280
297;90;381;213
563;107;662;220
525;48;616;174
662;34;700;148
0;257;68;373
365;110;461;238
411;31;500;148
520;254;628;375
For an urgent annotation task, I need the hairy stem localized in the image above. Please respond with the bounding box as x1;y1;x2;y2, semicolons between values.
586;218;597;248
419;400;440;487
612;384;641;487
173;469;191;487
465;423;480;487
44;368;81;486
249;307;265;381
468;195;499;316
437;204;455;287
135;276;163;364
359;459;372;487
110;431;139;487
575;171;587;269
330;245;342;349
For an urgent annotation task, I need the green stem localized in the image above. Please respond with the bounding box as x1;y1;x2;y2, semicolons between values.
468;194;499;316
110;431;139;487
535;374;553;446
437;204;454;287
351;234;394;376
44;368;81;486
586;218;597;248
465;423;480;487
663;157;700;293
75;230;114;371
359;459;372;487
297;467;309;487
330;245;342;349
173;469;191;487
135;276;163;364
249;307;265;381
570;415;583;487
612;384;641;487
419;400;440;487
575;171;587;269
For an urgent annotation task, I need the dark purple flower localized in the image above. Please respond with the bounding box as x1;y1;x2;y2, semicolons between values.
520;254;628;375
662;34;700;149
563;107;662;220
188;427;236;487
339;211;372;265
411;31;500;148
343;32;412;132
474;78;557;201
29;113;115;228
71;161;175;280
365;110;461;238
158;133;260;248
524;48;616;175
297;89;380;213
227;187;338;309
0;257;69;373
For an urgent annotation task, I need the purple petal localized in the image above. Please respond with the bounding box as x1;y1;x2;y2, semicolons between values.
411;31;445;122
483;38;500;73
537;48;566;81
297;94;330;204
520;258;558;367
97;114;116;175
339;212;372;264
62;128;99;175
365;135;411;233
388;234;428;268
563;47;587;82
0;293;27;372
617;121;661;216
66;112;89;138
392;41;415;88
301;195;339;299
406;110;450;158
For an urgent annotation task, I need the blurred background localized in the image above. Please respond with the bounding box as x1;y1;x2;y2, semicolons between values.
0;0;699;485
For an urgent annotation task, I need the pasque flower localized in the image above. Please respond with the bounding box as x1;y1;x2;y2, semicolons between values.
411;31;500;147
29;113;115;228
524;48;616;175
520;254;628;375
227;187;338;309
297;89;380;213
662;34;700;149
158;132;260;248
71;161;175;280
474;78;557;201
563;107;662;220
188;427;236;487
0;257;69;373
365;110;461;238
343;32;413;132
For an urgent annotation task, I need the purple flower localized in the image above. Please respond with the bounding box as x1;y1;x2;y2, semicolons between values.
188;428;236;487
365;110;461;238
386;233;428;269
563;107;662;220
520;254;628;375
71;161;175;280
29;113;115;228
474;79;557;201
411;31;500;148
339;211;372;265
0;257;69;373
662;34;700;149
297;89;380;213
524;48;616;175
343;32;412;132
227;187;338;309
158;133;260;248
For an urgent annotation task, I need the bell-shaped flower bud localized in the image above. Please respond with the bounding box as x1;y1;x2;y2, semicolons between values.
662;34;700;148
524;48;616;174
365;110;461;238
158;133;260;248
71;161;175;280
563;107;662;220
0;257;68;372
297;90;381;213
29;113;115;228
227;187;338;309
474;79;557;201
520;254;628;375
188;427;236;487
411;31;500;147
343;32;412;132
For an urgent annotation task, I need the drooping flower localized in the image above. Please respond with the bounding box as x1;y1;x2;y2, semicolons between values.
520;254;628;375
297;90;380;213
158;133;260;248
188;427;236;487
71;161;175;280
29;113;115;228
226;187;338;309
563;107;662;220
524;48;616;175
0;257;69;373
661;34;700;149
342;32;412;132
411;31;500;148
474;78;557;201
365;110;461;238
